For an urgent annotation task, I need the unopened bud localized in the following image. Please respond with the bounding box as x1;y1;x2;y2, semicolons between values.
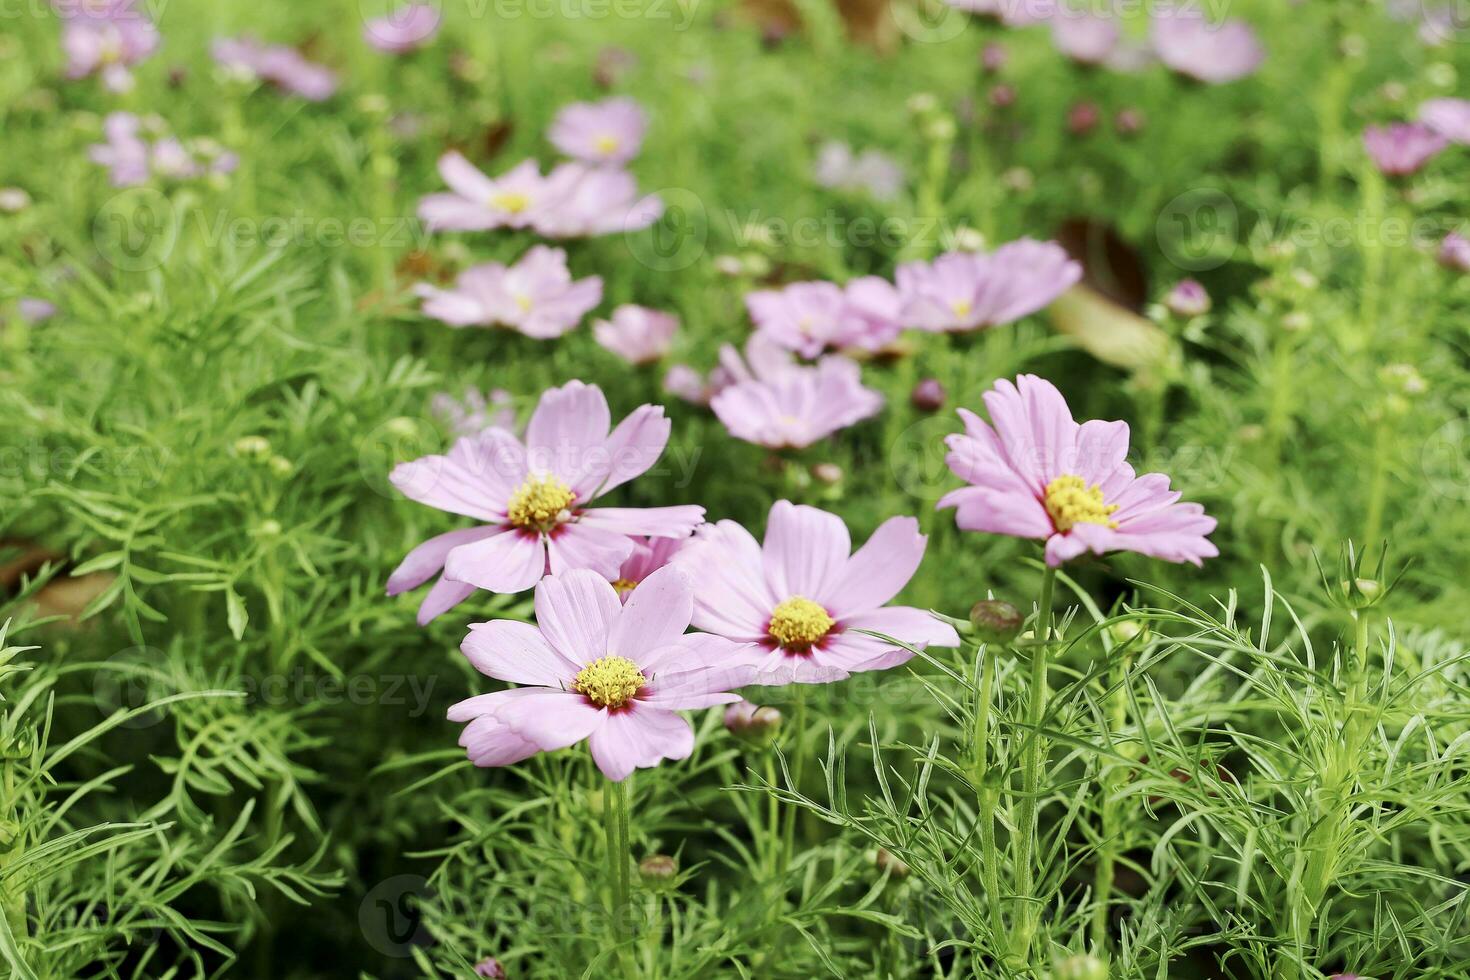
639;854;678;885
811;462;843;485
875;847;910;878
724;700;782;743
1052;953;1108;980
969;600;1023;645
910;378;946;412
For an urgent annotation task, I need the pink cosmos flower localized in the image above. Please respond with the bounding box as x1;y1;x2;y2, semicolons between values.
1052;12;1119;66
431;387;518;439
387;380;703;622
414;246;602;338
896;240;1081;334
448;567;755;781
746;281;850;358
56;0;159;92
1151;12;1264;84
939;374;1218;567
1439;232;1470;272
212;36;337;100
531;163;664;238
473;958;507;979
549;97;648;166
364;3;441;53
418;155;557;232
593;305;678;365
1420;98;1470;144
710;355;883;449
662;364;712;406
611;536;687;601
1364;123;1448;176
673;501;960;685
18;298;58;324
813;142;905;201
837;276;904;351
88;112;151;187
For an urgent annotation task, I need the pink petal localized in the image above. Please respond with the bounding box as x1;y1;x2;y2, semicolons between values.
417;576;478;625
610;564;694;656
387;526;500;595
533;567;622;665
587;706;694;782
640;641;758;708
826;516;927;616
762;501;851;601
444;530;547;594
525;380;611;487
675;521;774;640
438;151;497;201
492;688;608;751
389;429;528;522
461;620;580;686
584;404;673;499
577;505;705;537
545;522;634;580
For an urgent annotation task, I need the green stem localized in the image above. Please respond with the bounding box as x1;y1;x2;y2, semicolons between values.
1011;566;1057;964
605;777;634;977
0;758;25;948
764;753;780;881
1091;647;1132;952
782;687;809;874
1362;418;1390;550
972;642;1007;948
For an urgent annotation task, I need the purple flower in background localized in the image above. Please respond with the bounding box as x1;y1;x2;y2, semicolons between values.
1151;11;1264;84
836;276;904;352
813;142;906;201
710;355;884;449
415;245;603;338
897;239;1081;333
1051;12;1119;66
549;97;648;165
593;305;679;365
212;36;337;100
473;959;507;979
18;298;58;324
432;387;518;439
88;112;151;186
531;162;663;238
662;364;712;406
1439;232;1470;272
364;3;441;53
56;0;159;92
1364;123;1447;176
1164;279;1211;317
419;156;557;232
746;281;850;358
1419;98;1470;144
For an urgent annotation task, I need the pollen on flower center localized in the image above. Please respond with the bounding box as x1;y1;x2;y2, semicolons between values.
611;577;638;596
768;596;834;651
514;294;532;311
1044;474;1119;533
492;191;530;214
595;134;620;155
506;475;575;531
950;299;973;317
575;655;646;709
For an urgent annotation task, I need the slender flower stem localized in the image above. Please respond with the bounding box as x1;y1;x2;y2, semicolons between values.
605;776;634;977
1092;645;1132;951
1011;565;1057;963
972;641;1007;947
782;687;809;874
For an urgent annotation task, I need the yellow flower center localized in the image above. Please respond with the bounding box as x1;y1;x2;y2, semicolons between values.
492;191;530;214
506;475;575;531
595;134;620;155
611;577;638;596
514;294;532;311
574;655;646;709
950;299;973;318
1044;474;1119;533
768;596;834;651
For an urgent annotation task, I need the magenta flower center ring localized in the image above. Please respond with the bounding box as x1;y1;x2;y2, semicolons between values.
574;655;647;709
768;596;835;651
1044;474;1119;533
506;475;576;532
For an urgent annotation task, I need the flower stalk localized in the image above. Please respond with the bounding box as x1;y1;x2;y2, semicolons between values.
1011;565;1057;962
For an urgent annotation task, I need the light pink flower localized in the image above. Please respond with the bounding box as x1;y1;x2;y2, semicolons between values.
549;97;648;166
414;246;602;338
531;162;663;238
432;387;517;439
611;536;687;601
473;958;507;979
897;240;1081;334
746;281;850;358
1052;12;1119;66
662;364;712;406
18;298;58;324
387;381;703;622
418;155;558;232
364;4;441;53
940;374;1217;567
448;567;754;781
1164;279;1211;317
813;142;905;201
1364;123;1448;176
715;333;801;387
1439;232;1470;272
1151;12;1264;84
1420;98;1470;144
212;35;337;100
836;276;904;351
88;112;151;186
594;305;678;365
674;501;959;685
57;0;159;92
710;356;883;449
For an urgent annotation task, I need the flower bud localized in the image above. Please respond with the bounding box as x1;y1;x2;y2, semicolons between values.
474;958;507;979
988;84;1017;109
1067;101;1100;136
875;847;909;878
1114;108;1145;136
233;435;271;458
811;462;843;485
0;188;31;214
969;600;1023;645
724;700;782;744
906;92;938;116
639;854;678;885
910;378;946;412
980;42;1007;74
1052;953;1108;980
1164;280;1211;318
